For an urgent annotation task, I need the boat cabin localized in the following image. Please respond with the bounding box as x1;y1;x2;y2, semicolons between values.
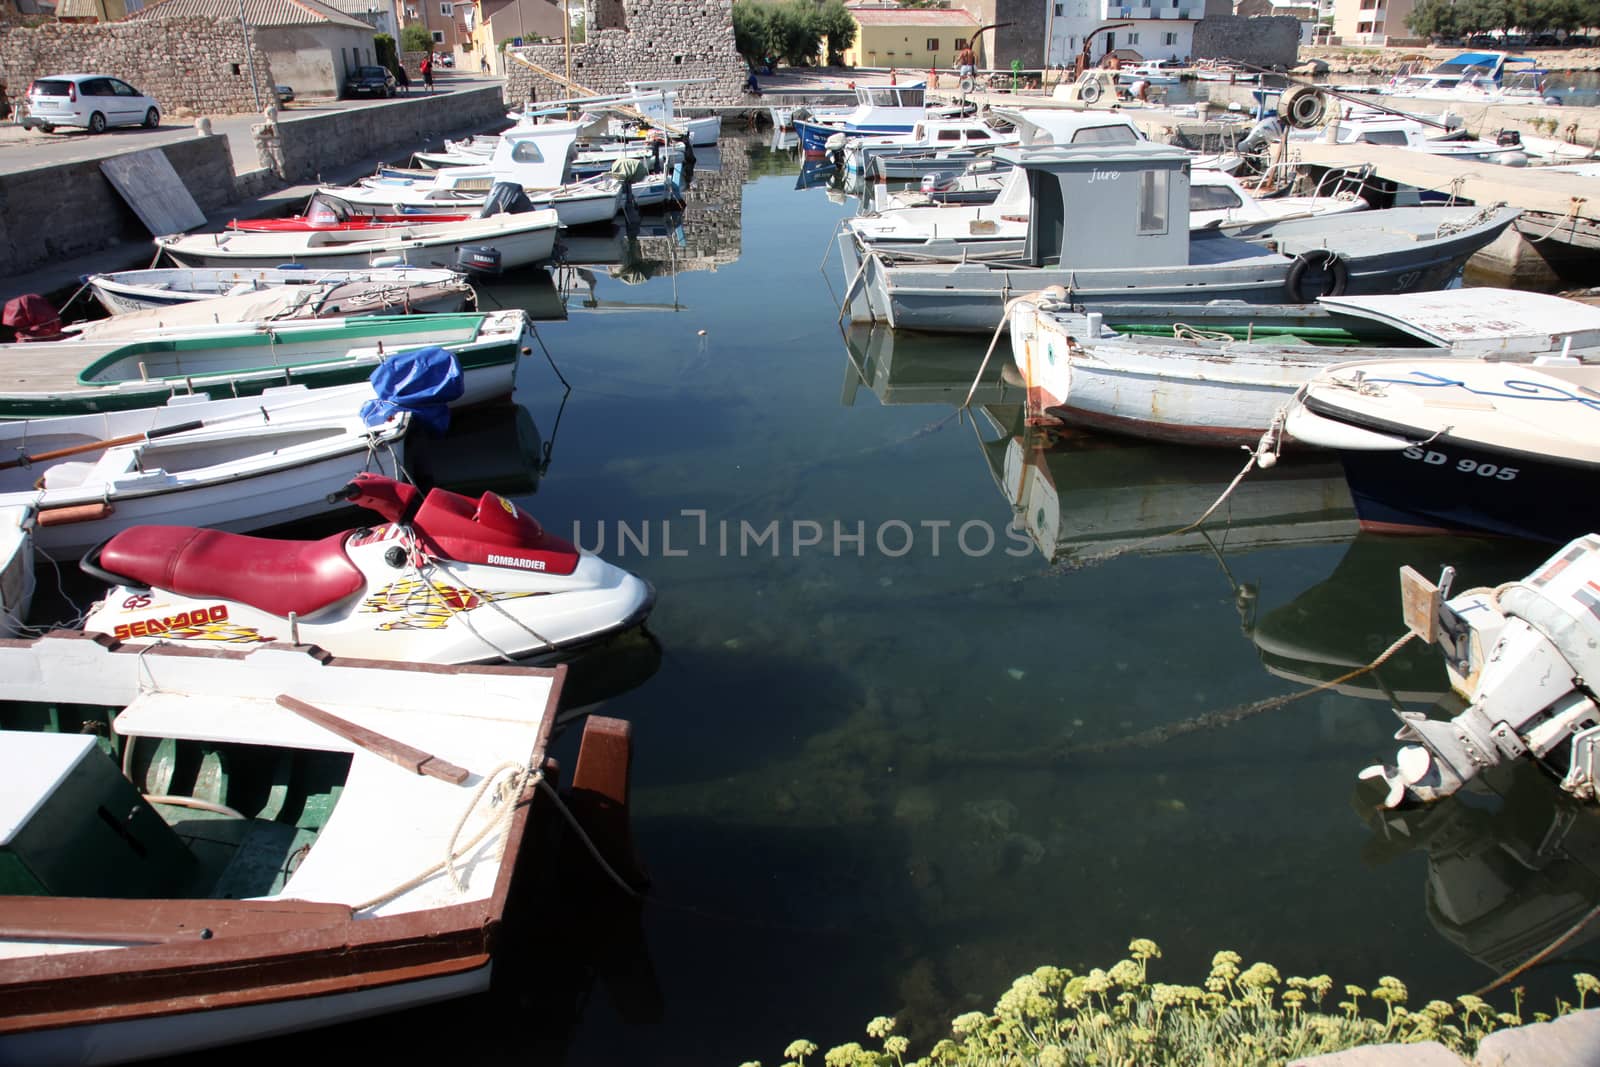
996;141;1190;268
425;121;582;193
999;107;1144;147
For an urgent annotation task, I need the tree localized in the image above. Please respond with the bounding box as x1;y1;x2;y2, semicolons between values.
815;0;857;65
1405;0;1458;39
400;22;432;55
733;0;769;64
374;32;398;72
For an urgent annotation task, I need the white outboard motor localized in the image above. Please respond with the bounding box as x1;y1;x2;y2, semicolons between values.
1362;535;1600;807
1239;116;1283;153
825;131;849;169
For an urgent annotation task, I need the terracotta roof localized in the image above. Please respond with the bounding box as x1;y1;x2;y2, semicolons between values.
849;6;978;26
125;0;372;29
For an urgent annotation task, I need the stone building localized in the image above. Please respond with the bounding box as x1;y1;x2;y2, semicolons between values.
504;0;747;108
125;0;378;98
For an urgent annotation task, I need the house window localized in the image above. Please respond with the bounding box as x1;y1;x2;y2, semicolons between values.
432;29;443;42
405;6;417;16
955;37;969;49
1054;2;1063;13
1127;32;1139;43
1138;170;1169;234
927;38;939;50
440;1;451;13
1163;31;1177;44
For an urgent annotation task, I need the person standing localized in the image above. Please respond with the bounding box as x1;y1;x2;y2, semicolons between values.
420;54;433;92
396;63;410;94
956;43;976;81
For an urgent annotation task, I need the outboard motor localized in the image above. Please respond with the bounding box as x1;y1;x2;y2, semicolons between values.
478;181;534;218
1239;116;1283;154
456;245;503;276
825;131;848;170
1496;128;1523;147
1361;535;1600;807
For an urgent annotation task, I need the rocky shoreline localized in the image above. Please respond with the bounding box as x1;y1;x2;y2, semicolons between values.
1300;44;1600;75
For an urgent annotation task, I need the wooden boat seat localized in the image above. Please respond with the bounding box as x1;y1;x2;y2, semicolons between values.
95;527;365;618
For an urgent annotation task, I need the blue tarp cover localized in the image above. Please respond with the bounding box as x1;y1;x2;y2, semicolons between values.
361;345;465;435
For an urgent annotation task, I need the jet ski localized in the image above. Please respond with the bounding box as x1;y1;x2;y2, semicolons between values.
79;473;654;665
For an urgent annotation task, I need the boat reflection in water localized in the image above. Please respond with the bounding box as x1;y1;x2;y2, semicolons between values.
974;404;1359;566
840;323;1022;409
1246;534;1552;706
1356;758;1600;977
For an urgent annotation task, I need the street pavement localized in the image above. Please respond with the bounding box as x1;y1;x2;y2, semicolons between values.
0;71;503;175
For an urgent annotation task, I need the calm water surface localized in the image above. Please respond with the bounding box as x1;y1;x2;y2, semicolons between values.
153;133;1595;1065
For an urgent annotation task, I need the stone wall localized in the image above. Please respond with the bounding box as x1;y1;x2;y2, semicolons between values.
504;0;748;110
0;133;238;278
1192;16;1301;68
0;17;275;117
258;83;508;181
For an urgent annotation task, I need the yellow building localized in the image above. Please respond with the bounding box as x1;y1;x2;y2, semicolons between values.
842;3;983;73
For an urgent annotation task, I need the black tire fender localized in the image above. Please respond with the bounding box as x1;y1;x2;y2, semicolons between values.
1285;248;1349;302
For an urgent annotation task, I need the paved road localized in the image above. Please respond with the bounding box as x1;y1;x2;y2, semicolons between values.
0;72;504;175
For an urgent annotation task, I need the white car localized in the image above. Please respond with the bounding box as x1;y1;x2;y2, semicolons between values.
23;73;159;134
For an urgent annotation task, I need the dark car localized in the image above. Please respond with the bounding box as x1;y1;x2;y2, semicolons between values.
344;65;396;98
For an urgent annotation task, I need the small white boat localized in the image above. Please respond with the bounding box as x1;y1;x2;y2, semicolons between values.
0;634;631;1063
0;383;408;557
155;209;560;272
1116;60;1183;86
0;504;33;636
1284;353;1600;543
87;267;472;316
1008;288;1600;448
614;80;722;146
842;115;1019;174
0;308;532;419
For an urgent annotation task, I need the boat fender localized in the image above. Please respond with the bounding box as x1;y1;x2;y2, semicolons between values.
1284;249;1348;302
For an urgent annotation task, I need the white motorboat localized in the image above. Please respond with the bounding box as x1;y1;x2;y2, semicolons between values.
613;79;722;146
1009;287;1600;449
0;384;409;558
0;634;631;1063
1284;352;1600;543
86;266;473;316
155;207;560;272
842;114;1019;174
0;308;532;418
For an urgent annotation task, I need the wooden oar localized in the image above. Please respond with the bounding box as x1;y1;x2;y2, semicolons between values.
277;694;470;784
0;419;204;472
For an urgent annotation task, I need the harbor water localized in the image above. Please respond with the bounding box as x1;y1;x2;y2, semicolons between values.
106;132;1594;1065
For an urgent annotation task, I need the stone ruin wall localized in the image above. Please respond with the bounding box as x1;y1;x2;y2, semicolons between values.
0;17;274;117
1191;16;1300;69
504;0;749;110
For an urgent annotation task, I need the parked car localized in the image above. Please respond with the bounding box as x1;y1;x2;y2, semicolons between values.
21;74;158;134
274;84;295;105
344;65;397;98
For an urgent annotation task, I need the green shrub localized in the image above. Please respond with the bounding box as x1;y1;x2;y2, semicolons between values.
742;939;1597;1067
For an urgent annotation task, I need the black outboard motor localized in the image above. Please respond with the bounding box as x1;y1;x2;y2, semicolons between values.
456;245;503;276
1496;128;1523;147
478;181;535;218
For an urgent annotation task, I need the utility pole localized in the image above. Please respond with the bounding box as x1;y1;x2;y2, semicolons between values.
237;0;263;109
563;0;572;84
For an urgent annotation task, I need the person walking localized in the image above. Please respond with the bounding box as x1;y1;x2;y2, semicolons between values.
395;63;411;94
420;54;433;92
480;53;490;74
